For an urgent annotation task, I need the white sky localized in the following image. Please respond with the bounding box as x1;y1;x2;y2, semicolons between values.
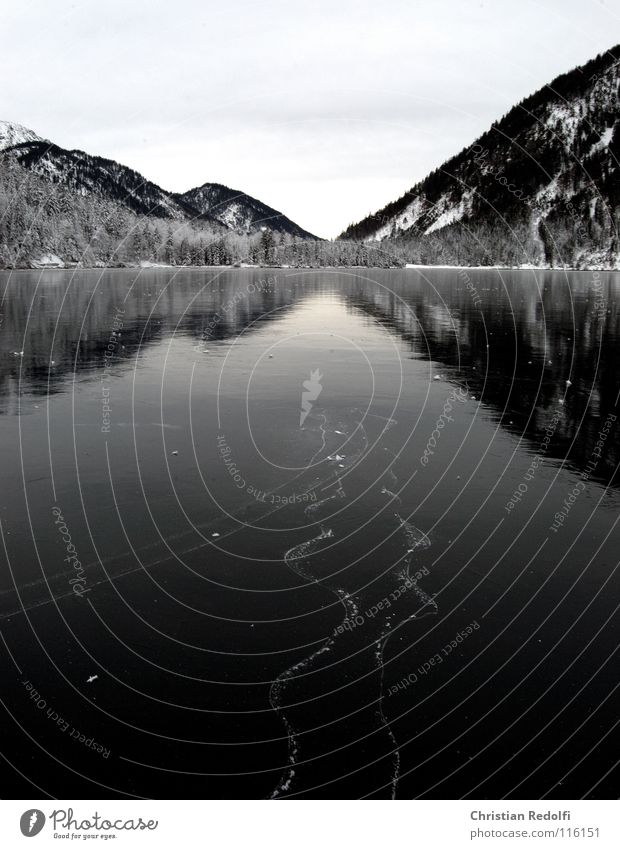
2;0;619;237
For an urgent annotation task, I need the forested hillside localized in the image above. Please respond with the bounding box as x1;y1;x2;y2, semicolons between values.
340;45;620;268
0;158;395;268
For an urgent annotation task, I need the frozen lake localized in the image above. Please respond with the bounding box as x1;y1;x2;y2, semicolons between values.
0;266;618;798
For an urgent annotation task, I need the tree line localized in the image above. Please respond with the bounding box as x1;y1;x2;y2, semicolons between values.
2;155;613;270
0;158;401;269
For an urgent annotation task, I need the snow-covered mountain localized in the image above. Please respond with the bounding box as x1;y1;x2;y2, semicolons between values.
0;121;44;151
176;183;316;238
0;122;313;238
5;136;200;222
340;45;620;268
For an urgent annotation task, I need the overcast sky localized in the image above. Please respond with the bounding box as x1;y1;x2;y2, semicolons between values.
2;0;619;237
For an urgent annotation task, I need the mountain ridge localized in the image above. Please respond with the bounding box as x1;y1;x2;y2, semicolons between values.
0;122;316;239
3;40;620;269
338;44;620;268
0;120;44;151
175;182;316;238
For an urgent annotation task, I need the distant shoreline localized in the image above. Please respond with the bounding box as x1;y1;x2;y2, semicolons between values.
3;263;618;274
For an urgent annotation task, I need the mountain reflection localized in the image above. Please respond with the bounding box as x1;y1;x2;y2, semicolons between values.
1;266;619;486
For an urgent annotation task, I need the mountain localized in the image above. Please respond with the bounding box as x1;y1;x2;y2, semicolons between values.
0;120;44;151
0;121;314;238
339;45;620;268
0;122;336;268
176;182;316;238
5;136;203;222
